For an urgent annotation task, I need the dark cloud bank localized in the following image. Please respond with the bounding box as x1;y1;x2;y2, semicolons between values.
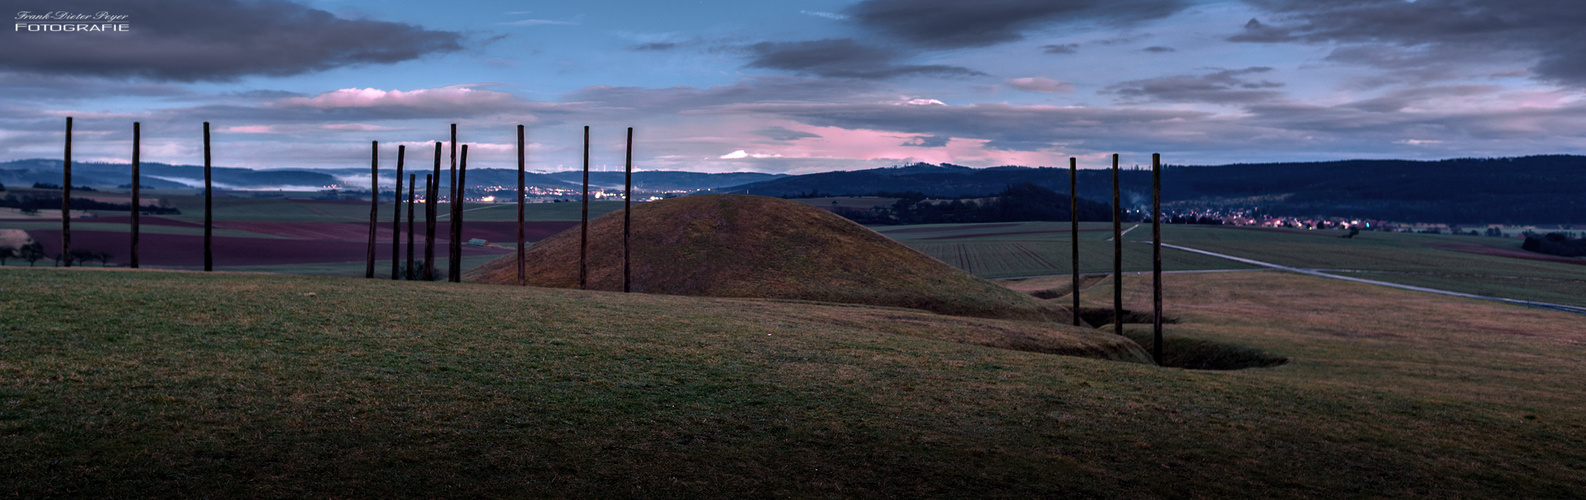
1234;0;1586;87
2;0;464;81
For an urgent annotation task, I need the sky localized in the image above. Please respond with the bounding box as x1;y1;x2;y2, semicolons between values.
4;0;1585;177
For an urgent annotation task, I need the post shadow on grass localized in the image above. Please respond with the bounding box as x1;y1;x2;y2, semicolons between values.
1079;307;1287;370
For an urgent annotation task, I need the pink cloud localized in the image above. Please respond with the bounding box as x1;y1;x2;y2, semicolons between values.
275;85;524;116
1006;77;1075;94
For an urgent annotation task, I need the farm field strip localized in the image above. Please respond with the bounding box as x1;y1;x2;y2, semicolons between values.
894;221;1586;306
1161;243;1586;315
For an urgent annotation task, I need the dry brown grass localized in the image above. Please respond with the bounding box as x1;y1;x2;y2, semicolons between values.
467;194;1073;323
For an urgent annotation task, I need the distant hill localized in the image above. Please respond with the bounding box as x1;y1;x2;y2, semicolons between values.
714;156;1586;224
1;159;338;190
2;160;781;193
541;171;786;191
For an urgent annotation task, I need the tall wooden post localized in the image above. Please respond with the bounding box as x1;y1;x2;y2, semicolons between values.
1070;156;1079;326
1112;153;1121;336
391;145;405;280
580;126;590;289
1152;153;1164;366
61;117;71;267
203;122;213;272
425;142;440;281
449;124;459;282
453;145;468;283
517;125;527;287
407;173;416;280
365;141;378;279
624;127;634;293
423;175;436;280
131;122;140;269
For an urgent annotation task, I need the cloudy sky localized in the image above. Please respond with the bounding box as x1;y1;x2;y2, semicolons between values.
4;0;1584;175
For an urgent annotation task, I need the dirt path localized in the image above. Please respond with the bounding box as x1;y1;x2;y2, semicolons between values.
1106;224;1140;241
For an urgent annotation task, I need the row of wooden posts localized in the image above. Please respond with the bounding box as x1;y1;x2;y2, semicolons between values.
56;118;637;291
1072;153;1166;365
55;117;1164;365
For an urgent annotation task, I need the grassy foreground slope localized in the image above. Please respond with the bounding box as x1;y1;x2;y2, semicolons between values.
468;195;1073;322
3;269;1584;496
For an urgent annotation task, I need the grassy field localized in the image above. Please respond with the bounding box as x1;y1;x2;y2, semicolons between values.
3;267;1584;496
888;221;1586;307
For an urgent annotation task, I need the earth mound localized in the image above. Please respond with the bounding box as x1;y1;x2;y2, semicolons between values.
467;195;1074;323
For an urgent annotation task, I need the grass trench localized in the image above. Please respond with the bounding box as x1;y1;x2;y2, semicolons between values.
3;268;1586;497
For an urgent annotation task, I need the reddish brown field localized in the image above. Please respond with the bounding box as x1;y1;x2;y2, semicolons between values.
80;215;202;228
23;229;511;267
1432;242;1586;267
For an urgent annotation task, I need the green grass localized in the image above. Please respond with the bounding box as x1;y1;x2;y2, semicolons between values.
217;254;507;278
3;268;1584;496
892;222;1586;306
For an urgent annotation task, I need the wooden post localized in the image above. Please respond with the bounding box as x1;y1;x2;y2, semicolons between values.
407;173;416;280
624;127;634;293
391;145;405;280
61;117;71;267
424;174;436;280
425;142;439;281
517;124;527;287
131;122;140;269
1070;156;1079;326
1112;153;1121;336
1152;153;1164;366
366;141;378;279
454;144;468;283
449;124;459;283
204;122;213;272
580;126;590;289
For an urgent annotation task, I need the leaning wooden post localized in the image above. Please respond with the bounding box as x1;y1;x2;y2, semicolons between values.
1070;156;1079;326
365;141;378;279
204;122;213;272
448;124;460;282
425;142;440;281
623;127;634;293
61;117;71;267
1152;153;1164;366
453;144;468;283
131;122;140;269
407;173;416;280
391;145;405;280
579;125;590;289
517;124;527;287
1111;153;1121;336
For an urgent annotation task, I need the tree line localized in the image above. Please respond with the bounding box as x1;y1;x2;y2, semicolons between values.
829;183;1114;225
1522;232;1586;258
